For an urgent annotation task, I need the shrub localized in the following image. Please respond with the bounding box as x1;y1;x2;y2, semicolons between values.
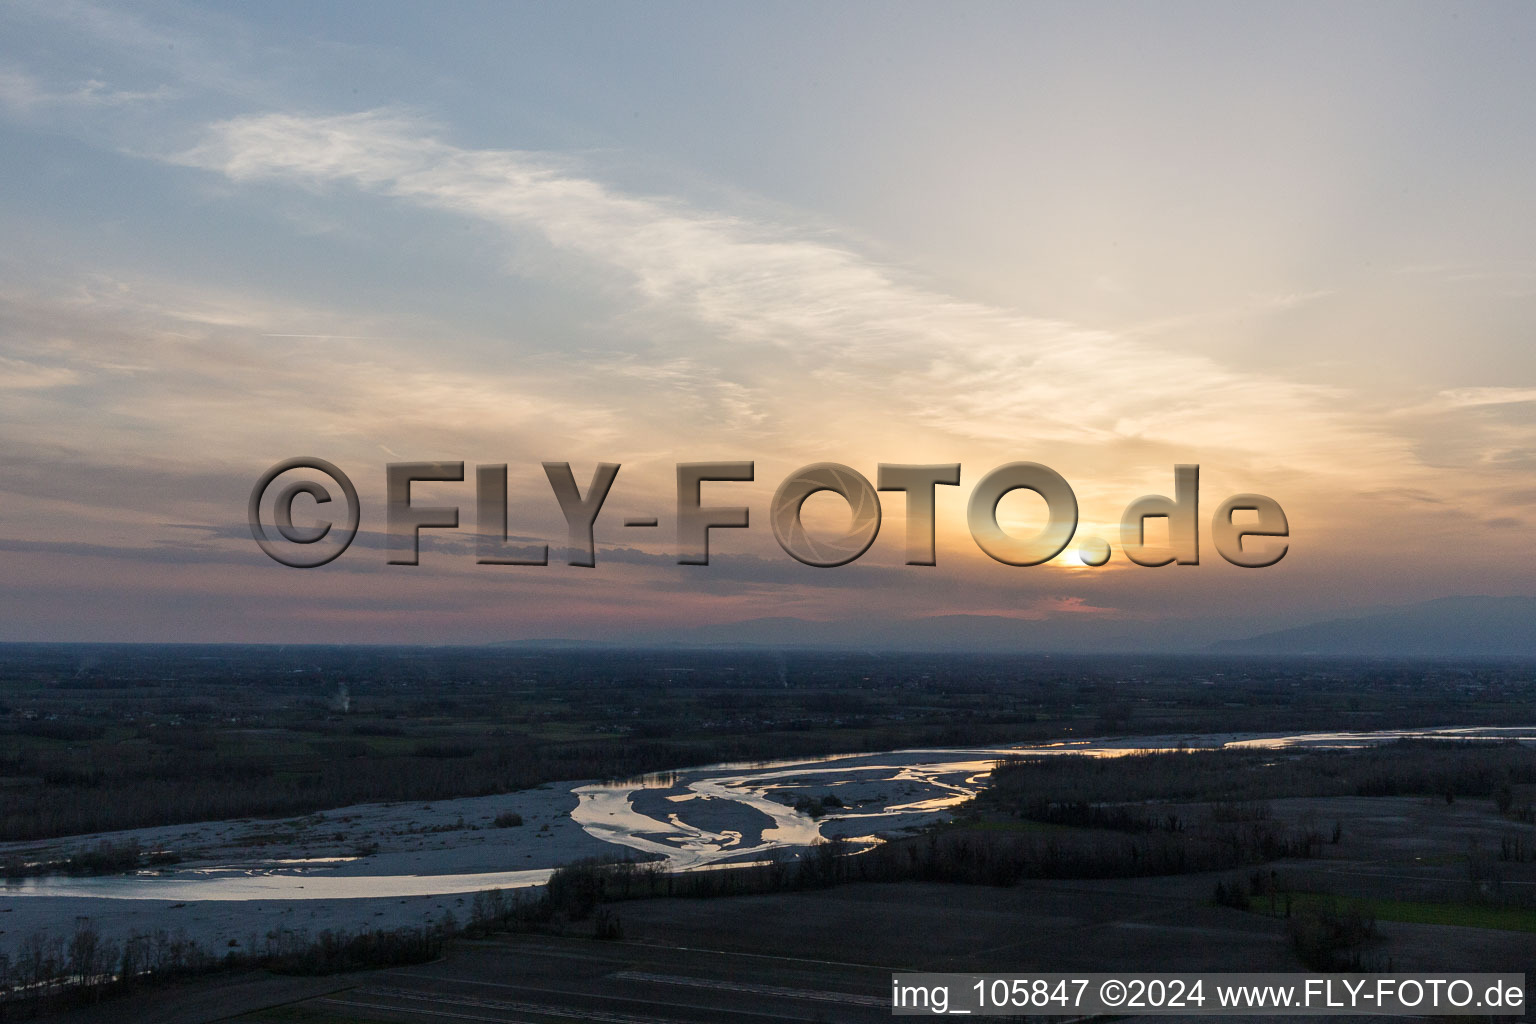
1287;900;1376;971
1213;879;1250;911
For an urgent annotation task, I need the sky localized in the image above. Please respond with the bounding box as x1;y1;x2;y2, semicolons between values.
0;1;1532;646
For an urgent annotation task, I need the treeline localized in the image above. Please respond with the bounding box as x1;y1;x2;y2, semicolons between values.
976;740;1536;818
2;839;179;879
0;858;658;1020
0;918;447;1021
519;814;1330;916
804;818;1326;887
1215;874;1381;970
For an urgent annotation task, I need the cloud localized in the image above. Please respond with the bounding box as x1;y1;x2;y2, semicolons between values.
0;274;629;469
1394;386;1536;478
177;110;1415;479
0;63;170;112
1435;386;1536;409
0;356;76;389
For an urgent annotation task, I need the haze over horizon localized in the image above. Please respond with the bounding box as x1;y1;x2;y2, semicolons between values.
0;2;1532;645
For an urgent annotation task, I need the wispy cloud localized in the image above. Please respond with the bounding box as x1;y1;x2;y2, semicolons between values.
177;110;1414;480
0;355;76;389
0;63;170;112
0;273;627;475
1435;386;1536;409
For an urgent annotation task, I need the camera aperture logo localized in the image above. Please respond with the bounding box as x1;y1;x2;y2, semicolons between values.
248;459;1289;570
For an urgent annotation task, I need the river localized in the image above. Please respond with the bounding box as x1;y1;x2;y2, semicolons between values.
4;725;1531;901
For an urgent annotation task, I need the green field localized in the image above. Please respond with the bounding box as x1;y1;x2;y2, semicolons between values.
1292;892;1536;933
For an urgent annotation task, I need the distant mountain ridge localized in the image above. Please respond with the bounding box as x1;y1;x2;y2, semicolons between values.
506;614;1209;653
499;596;1536;658
646;614;1164;652
1212;595;1536;657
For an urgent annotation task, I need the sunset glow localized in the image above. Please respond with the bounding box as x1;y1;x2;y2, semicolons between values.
0;2;1531;646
